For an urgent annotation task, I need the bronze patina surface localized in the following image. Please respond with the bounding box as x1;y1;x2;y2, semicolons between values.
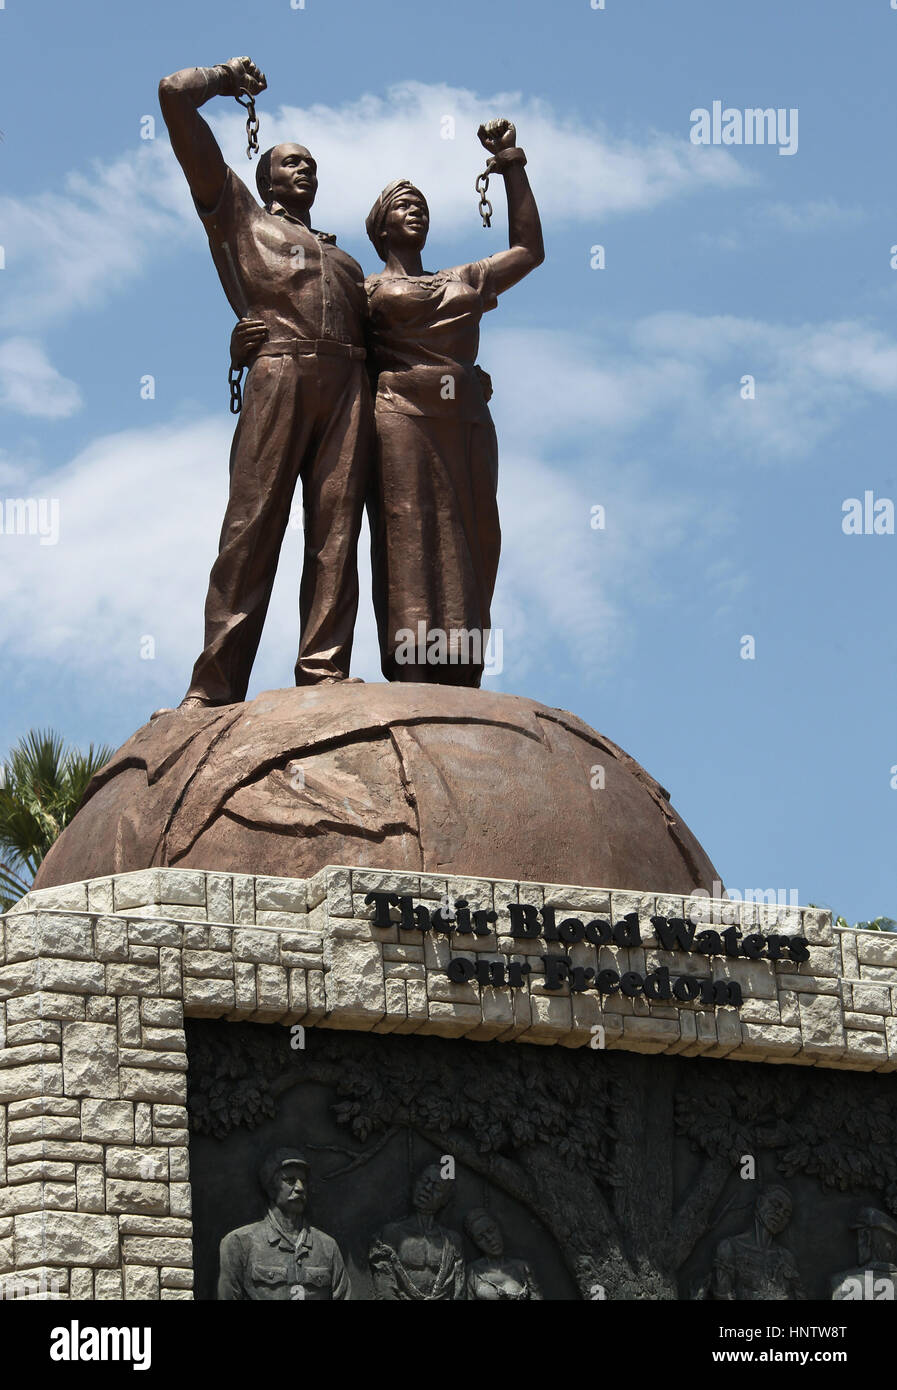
159;57;373;704
362;120;543;687
33;684;717;894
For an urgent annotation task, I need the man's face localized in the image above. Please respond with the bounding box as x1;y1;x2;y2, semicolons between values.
757;1190;791;1235
272;1163;308;1216
384;191;429;251
269;144;318;215
413;1165;450;1214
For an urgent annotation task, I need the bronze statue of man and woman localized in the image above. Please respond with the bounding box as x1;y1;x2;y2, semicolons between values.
157;55;543;709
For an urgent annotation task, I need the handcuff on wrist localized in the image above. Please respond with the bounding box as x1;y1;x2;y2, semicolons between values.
219;65;263;411
212;62;262;161
475;147;527;228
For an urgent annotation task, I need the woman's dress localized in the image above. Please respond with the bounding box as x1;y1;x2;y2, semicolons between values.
365;259;500;686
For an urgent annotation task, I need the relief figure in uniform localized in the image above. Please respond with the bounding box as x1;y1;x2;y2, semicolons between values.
218;1148;350;1300
831;1206;897;1300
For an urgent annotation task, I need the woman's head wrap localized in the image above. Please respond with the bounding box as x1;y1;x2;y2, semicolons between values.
365;180;428;260
463;1207;498;1243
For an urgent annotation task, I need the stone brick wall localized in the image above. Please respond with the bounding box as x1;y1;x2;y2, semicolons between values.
1;864;895;1298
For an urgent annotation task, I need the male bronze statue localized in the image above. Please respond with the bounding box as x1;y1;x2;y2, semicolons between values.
159;56;373;708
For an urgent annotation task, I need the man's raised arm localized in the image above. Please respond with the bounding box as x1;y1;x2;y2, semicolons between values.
158;56;266;212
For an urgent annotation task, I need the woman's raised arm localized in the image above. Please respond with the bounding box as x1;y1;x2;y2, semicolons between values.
476;118;545;296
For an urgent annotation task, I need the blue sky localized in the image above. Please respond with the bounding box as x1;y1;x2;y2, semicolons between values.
1;0;895;922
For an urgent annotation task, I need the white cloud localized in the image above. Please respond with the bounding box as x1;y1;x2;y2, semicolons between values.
221;80;750;236
6;307;891;703
761;198;863;232
476;310;897;673
0;338;83;418
489;446;719;685
0;82;749;332
0;417;232;697
0;364;724;705
0;455;23;488
698;197;863;252
480;327;742;681
630;312;897;462
0;140;191;329
0;413;381;704
486;325;701;444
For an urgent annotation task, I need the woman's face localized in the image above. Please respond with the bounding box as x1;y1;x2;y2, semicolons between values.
384;191;429;251
470;1215;503;1258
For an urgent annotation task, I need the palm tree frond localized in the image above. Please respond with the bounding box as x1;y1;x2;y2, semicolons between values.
0;730;113;902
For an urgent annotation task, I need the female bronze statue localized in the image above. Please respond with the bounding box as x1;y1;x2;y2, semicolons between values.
364;119;544;687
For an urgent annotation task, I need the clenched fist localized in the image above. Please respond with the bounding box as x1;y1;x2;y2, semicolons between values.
477;118;517;155
222;56;267;99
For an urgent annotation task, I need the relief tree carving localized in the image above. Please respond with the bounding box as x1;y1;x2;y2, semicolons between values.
187;1023;897;1299
675;1066;897;1218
